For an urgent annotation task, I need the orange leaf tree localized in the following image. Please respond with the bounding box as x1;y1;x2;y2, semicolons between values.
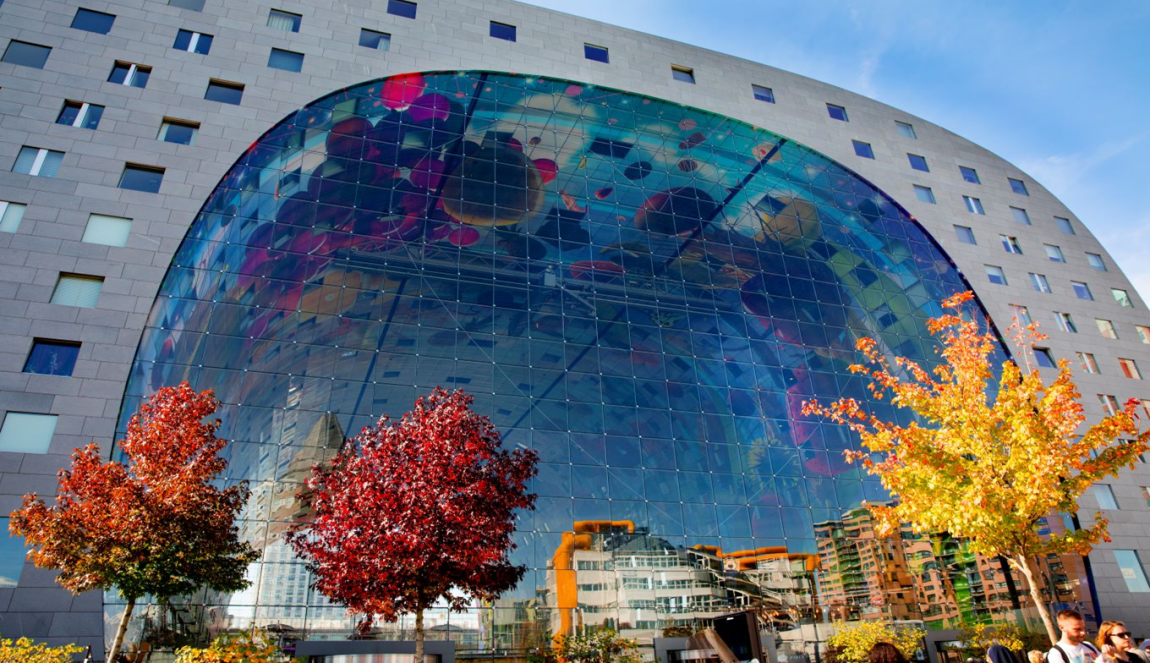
802;292;1149;644
9;383;260;662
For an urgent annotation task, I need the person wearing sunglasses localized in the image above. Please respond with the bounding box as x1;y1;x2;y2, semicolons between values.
1098;621;1150;663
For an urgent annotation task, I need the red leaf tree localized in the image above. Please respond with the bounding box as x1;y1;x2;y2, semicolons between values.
287;387;538;662
9;383;260;662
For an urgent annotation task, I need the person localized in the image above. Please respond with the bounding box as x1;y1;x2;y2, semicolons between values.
988;644;1021;663
1029;651;1046;663
1097;621;1150;663
870;643;908;663
1048;609;1101;663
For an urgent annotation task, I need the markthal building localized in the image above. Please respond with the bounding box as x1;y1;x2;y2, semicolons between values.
2;0;1150;658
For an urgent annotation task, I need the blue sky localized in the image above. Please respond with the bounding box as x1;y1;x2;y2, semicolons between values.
522;0;1150;299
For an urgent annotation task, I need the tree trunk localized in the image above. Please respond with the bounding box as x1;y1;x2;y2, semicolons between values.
109;596;136;663
415;608;425;663
1013;553;1058;645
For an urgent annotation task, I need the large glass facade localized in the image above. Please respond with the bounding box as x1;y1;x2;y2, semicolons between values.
117;72;1092;656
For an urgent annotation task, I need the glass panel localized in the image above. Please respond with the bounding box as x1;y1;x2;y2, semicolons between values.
964;196;984;214
120;165;164;192
71;8;116;34
1011;207;1031;225
826;104;848;121
267;10;301;31
51;274;103;307
1045;245;1064;262
852;141;873;159
387;0;416;18
23;340;80;376
752;84;774;103
159;120;198;145
895;121;916;138
1073;281;1093;301
1008;178;1029;195
0;517;25;587
954;225;975;244
907;154;928;172
914;185;935;203
959;166;980;184
1113;289;1132;308
1055;217;1075;234
0;201;27;233
489;21;516;41
169;0;205;10
1;41;51;68
0;412;57;453
359;29;391;51
83;213;132;247
12;147;40;175
671;66;694;83
584;44;608;63
206;80;244;104
1114;550;1150;592
268;48;304;72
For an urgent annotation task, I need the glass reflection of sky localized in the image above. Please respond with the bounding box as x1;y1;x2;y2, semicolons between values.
120;71;983;635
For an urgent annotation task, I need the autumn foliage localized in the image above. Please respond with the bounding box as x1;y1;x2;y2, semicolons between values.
9;383;260;662
174;628;288;663
287;387;537;662
803;292;1150;644
0;637;83;663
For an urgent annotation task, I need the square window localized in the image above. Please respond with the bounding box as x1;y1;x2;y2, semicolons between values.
1096;319;1117;339
1011;207;1031;225
964;195;985;214
1055;312;1077;334
13;147;64;178
158;118;199;145
0;412;57;454
671;65;695;84
169;0;205;10
108;61;150;88
959;166;980;184
954;225;976;245
0;201;27;233
1030;272;1051;293
1000;235;1022;254
387;0;417;19
1086;253;1106;271
907;154;929;172
826;104;848;122
985;265;1007;285
1072;281;1093;301
267;9;301;32
2;41;52;69
752;84;775;103
852;140;874;159
1137;326;1150;344
914;185;935;204
71;8;116;34
1078;352;1099;374
268;48;304;72
56;100;104;130
1120;358;1141;380
489;21;516;41
1008;178;1029;195
1114;550;1150;592
1012;305;1032;327
23;340;80;376
1100;394;1120;416
1055;216;1075;234
1044;245;1065;262
1095;485;1120;510
205;79;244;104
895;121;916;138
1033;348;1056;369
173;29;213;54
359;28;391;51
82;213;131;247
119;164;165;193
1113;288;1133;308
51;273;104;307
584;43;609;63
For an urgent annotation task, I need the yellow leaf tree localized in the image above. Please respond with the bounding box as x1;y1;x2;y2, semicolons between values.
803;291;1149;645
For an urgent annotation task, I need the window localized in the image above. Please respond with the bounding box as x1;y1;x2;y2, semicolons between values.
13;147;64;178
752;84;775;103
173;29;212;54
23;340;80;376
1113;288;1133;308
1119;358;1141;380
958;166;980;184
1095;485;1120;510
359;28;391;51
1084;253;1106;271
907;154;929;172
205;79;244;104
895;121;917;138
954;225;976;245
1072;281;1093;301
56;100;104;129
1114;550;1150;592
1008;178;1029;196
1033;348;1056;369
52;274;104;307
671;66;695;84
1055;217;1075;234
268;48;304;72
914;185;935;204
1013;305;1032;326
964;195;985;214
2;41;51;68
108;61;150;88
71;8;115;34
584;43;609;63
1143;486;1150;508
1100;394;1119;416
169;0;205;10
852;140;874;159
0;201;27;233
1038;245;1064;263
267;9;301;32
826;104;848;121
1077;352;1099;374
158;119;199;145
1137;326;1150;344
1097;319;1118;339
0;515;25;588
82;213;131;247
0;412;57;454
985;265;1007;285
1055;312;1077;333
387;0;416;18
1030;273;1051;293
1000;235;1022;254
118;164;164;193
1010;207;1031;225
489;21;516;41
